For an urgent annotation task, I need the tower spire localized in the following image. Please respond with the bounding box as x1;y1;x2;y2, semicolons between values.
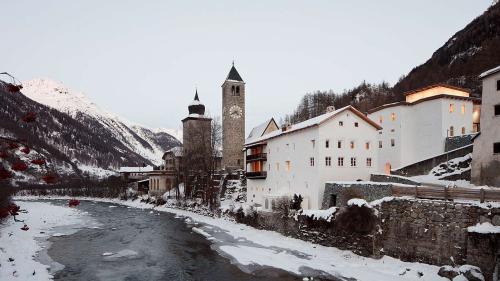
194;88;199;101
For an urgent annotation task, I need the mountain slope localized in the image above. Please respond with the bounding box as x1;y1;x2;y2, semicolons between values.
393;3;500;97
0;79;181;181
21;79;181;166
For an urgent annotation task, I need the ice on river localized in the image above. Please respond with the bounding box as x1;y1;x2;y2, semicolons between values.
102;249;141;261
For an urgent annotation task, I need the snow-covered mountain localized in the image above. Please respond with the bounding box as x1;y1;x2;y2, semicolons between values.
0;78;181;183
21;79;181;166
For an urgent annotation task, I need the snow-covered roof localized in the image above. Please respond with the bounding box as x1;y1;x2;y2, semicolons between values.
479;65;500;79
186;113;211;119
163;146;183;158
246;118;278;143
119;166;154;173
189;99;202;106
245;106;381;146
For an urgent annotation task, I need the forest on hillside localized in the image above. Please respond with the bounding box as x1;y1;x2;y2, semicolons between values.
284;2;500;125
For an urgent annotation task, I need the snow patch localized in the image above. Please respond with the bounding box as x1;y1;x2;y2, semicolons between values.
467;222;500;234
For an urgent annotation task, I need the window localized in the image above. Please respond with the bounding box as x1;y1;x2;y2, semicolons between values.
337;140;342;149
497;80;500;91
339;121;344;126
325;157;331;166
379;141;383;148
350;157;357;167
495;104;500;116
449;126;454;137
338;157;344;166
391;139;395;147
350;141;355;149
366;158;372;167
311;140;316;148
379;116;383;124
494;142;500;154
449;103;454;113
236;86;240;94
354;122;359;127
310;157;315;166
391;112;396;121
461;104;465;114
462;127;466;135
325;140;330;148
365;142;370;150
286;161;291;171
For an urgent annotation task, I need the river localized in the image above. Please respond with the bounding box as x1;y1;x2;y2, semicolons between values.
41;200;327;281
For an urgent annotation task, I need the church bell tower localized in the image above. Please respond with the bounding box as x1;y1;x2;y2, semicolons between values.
222;63;245;170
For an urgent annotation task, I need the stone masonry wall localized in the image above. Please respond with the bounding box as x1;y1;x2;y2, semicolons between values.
377;199;500;280
234;197;500;279
393;145;473;177
322;182;392;208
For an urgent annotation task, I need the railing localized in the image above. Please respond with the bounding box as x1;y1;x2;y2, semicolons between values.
246;153;267;162
391;184;500;203
246;171;267;179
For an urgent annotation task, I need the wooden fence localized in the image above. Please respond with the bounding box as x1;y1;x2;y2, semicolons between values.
391;184;500;203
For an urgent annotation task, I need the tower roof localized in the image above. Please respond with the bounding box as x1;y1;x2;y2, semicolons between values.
188;89;205;115
226;64;244;82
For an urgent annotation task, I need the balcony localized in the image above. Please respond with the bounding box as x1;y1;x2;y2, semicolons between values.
246;153;267;162
246;171;267;179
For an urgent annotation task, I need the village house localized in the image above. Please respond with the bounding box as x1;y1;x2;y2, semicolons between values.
244;106;382;210
367;84;481;174
119;166;154;181
471;65;500;186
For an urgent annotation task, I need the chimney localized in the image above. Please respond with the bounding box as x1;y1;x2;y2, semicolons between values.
326;106;336;113
281;123;292;132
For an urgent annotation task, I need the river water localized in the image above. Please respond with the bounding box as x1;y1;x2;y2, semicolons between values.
41;200;323;281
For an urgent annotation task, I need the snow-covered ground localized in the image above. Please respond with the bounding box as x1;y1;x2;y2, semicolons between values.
0;201;96;281
15;196;452;280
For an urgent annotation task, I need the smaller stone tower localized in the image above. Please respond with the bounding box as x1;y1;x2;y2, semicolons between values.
182;90;212;166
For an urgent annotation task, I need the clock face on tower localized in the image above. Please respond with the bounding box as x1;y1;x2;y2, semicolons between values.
229;105;243;119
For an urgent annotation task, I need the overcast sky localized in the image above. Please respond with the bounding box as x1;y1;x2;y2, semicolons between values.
1;1;493;133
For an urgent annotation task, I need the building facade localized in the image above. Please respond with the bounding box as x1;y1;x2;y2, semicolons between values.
245;106;382;210
222;64;245;170
472;66;500;187
367;84;481;173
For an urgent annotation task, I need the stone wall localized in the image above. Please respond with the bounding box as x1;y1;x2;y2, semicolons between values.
377;199;500;280
466;232;500;281
445;134;476;152
233;197;500;279
393;145;473;177
370;174;421;185
322;182;393;208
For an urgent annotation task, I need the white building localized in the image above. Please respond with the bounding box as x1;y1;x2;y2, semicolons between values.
471;65;500;186
367;84;481;173
245;106;382;210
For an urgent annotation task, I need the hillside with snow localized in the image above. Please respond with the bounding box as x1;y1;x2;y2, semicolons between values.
21;79;181;165
0;79;181;183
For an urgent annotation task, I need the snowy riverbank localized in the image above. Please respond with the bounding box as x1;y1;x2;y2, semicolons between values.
12;196;451;281
0;201;95;281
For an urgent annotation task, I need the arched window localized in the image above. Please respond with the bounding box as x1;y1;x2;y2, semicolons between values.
231;85;235;95
449;126;454;137
265;199;269;209
271;199;276;210
236;86;240;94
